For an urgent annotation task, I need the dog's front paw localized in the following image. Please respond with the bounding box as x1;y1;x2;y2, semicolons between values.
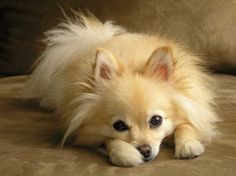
175;140;204;159
107;139;143;167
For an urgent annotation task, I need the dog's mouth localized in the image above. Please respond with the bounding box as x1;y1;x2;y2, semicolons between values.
143;157;154;162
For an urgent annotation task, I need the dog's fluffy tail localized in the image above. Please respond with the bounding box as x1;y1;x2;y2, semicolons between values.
27;13;125;100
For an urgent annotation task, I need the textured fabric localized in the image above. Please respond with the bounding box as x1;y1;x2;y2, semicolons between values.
0;75;235;175
0;0;236;75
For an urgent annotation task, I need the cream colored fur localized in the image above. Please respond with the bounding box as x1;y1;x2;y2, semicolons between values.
27;13;219;167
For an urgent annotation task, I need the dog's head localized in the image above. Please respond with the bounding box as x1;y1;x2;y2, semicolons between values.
67;46;178;162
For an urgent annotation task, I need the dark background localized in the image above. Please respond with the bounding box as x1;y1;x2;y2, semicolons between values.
1;0;236;76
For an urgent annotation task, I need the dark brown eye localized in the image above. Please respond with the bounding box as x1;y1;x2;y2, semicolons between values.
149;115;163;128
113;120;129;131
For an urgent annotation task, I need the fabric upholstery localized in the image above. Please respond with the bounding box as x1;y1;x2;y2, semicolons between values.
0;75;235;175
0;0;236;75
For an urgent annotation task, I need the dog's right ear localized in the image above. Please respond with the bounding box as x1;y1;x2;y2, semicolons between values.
94;48;119;82
145;46;174;81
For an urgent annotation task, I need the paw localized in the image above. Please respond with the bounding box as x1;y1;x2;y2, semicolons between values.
107;140;143;167
175;140;204;159
109;149;143;167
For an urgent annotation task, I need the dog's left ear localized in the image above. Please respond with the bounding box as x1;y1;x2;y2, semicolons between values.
145;46;174;81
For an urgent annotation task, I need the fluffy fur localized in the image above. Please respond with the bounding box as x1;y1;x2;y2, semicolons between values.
27;13;219;167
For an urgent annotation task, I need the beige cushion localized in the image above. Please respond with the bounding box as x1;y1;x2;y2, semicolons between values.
0;75;235;175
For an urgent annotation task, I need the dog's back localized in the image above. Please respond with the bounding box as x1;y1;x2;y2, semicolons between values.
27;14;124;106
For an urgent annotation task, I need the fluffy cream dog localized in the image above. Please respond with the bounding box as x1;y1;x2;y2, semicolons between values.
27;13;218;167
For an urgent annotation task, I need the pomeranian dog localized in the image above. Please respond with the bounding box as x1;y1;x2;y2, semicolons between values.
27;13;218;167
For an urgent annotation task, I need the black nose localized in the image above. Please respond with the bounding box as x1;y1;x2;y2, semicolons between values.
137;144;152;158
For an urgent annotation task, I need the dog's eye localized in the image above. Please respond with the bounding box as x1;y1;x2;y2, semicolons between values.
149;115;163;128
113;120;129;131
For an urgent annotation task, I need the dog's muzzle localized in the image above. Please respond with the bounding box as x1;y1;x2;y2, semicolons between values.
137;144;152;161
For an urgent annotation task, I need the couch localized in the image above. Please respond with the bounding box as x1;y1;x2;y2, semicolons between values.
0;1;235;175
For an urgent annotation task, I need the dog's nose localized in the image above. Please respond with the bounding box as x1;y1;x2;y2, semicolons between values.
137;144;152;158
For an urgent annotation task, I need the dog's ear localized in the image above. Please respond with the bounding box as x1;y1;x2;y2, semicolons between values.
94;48;119;82
145;46;174;81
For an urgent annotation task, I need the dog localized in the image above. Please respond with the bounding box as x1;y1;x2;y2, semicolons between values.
27;13;218;167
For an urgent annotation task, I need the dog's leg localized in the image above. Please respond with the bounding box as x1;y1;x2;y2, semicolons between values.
174;124;204;159
106;139;143;167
